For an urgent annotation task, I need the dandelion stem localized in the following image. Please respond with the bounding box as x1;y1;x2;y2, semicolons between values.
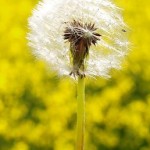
76;77;85;150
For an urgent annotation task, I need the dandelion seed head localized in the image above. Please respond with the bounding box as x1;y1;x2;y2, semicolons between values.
28;0;129;78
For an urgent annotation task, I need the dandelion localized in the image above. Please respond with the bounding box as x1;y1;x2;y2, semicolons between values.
27;0;129;149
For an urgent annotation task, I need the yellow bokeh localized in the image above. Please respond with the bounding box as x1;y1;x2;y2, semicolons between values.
0;0;150;149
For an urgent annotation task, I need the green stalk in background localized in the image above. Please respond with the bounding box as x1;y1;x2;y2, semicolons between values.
76;77;85;150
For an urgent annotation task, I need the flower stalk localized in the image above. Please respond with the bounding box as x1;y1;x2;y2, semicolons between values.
76;76;85;150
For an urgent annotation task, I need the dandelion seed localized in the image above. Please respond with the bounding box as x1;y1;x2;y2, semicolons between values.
27;0;129;79
27;0;129;150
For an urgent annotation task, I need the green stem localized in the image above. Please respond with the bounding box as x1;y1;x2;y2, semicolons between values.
76;77;85;150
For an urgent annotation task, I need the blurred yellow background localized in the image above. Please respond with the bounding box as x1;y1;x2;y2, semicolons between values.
0;0;150;150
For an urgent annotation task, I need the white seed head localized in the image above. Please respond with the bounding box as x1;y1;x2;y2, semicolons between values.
27;0;129;78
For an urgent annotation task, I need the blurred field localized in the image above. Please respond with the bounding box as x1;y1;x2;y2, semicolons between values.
0;0;150;150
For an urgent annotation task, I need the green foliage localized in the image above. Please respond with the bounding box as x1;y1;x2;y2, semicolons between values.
0;0;150;150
